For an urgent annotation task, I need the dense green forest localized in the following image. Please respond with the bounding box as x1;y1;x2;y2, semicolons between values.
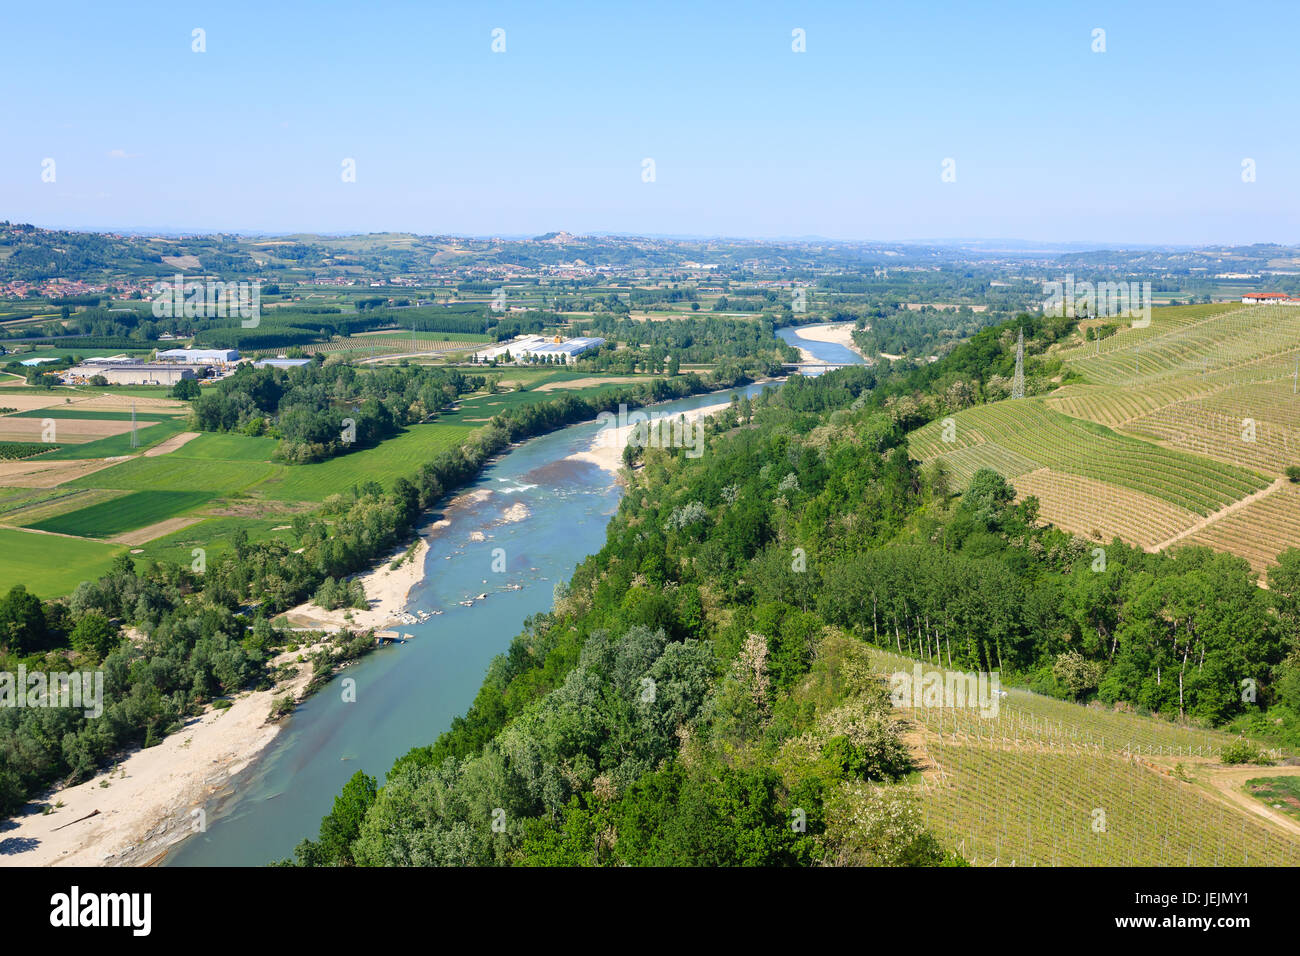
570;314;797;373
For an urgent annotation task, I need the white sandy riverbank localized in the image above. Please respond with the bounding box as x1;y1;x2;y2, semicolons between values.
567;400;735;474
0;539;430;867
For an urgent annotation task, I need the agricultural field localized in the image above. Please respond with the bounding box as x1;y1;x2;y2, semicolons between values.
0;366;744;596
26;489;212;538
913;303;1300;571
1120;379;1300;475
0;526;123;598
1010;468;1199;548
295;336;488;360
908;398;1268;516
918;743;1300;866
7;407;176;421
867;650;1300;866
33;417;193;459
68;455;279;494
128;515;297;566
1185;480;1300;575
259;422;476;501
1056;303;1299;388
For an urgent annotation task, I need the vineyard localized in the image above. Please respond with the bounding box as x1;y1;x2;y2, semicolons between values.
918;743;1300;866
866;650;1300;866
1009;468;1198;548
1186;481;1300;575
1046;381;1217;429
0;441;60;459
907;398;1268;515
1057;303;1300;388
1120;379;1300;476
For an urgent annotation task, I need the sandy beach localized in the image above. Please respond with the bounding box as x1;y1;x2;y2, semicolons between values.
567;399;735;474
0;538;431;867
0;636;330;867
280;538;429;632
788;322;868;360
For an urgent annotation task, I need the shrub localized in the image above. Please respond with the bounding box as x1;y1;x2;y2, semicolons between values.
1221;737;1273;765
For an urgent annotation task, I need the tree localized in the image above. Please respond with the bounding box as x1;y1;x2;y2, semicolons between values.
314;770;378;865
171;378;201;400
959;468;1016;530
69;612;118;659
0;585;46;653
1052;650;1104;700
1268;549;1300;649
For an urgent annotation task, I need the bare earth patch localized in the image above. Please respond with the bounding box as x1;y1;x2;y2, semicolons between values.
0;457;128;488
0;418;135;444
111;514;207;546
142;431;200;457
532;375;644;392
0;395;80;412
70;394;187;413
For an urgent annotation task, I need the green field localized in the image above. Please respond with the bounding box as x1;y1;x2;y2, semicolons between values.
27;489;212;538
8;407;178;421
68;455;279;493
0;526;123;598
258;422;476;500
170;431;279;461
131;515;298;565
33;418;192;460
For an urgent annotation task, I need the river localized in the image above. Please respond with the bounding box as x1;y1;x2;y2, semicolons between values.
166;334;865;866
163;386;764;864
776;323;865;367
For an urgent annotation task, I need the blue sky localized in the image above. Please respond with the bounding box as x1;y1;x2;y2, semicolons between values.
3;0;1298;243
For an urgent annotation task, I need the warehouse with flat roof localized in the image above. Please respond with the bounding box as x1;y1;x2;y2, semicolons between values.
253;357;312;368
156;347;240;365
64;362;199;386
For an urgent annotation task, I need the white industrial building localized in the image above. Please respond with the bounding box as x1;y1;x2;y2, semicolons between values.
254;357;312;369
64;362;200;386
473;335;606;364
156;347;240;366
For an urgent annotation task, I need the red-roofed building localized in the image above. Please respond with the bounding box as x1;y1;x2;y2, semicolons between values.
1241;292;1295;303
